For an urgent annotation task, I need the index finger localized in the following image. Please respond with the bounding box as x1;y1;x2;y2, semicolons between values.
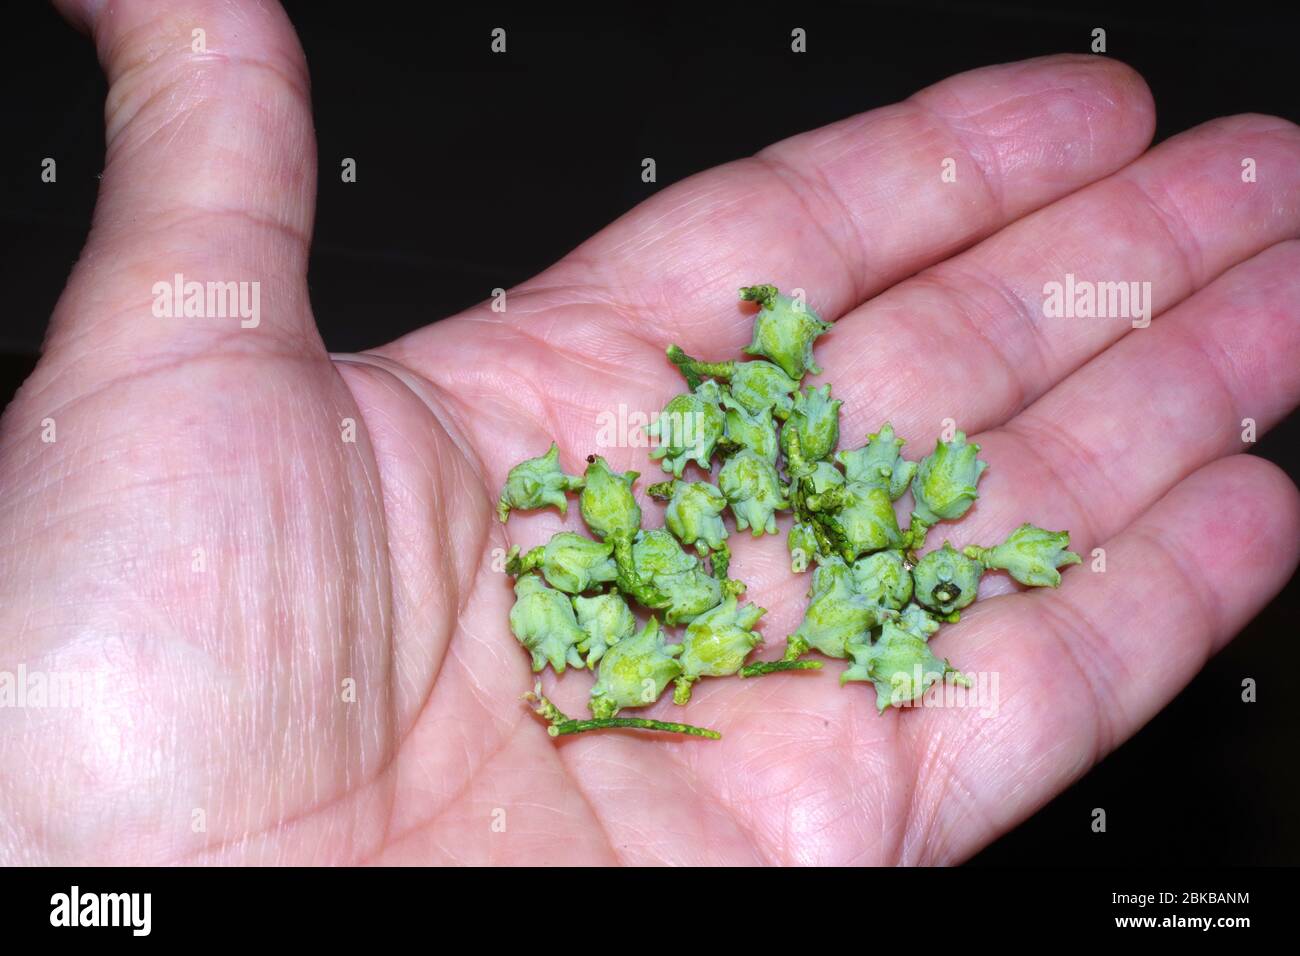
546;54;1155;348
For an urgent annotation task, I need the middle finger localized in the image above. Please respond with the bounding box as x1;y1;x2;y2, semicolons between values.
827;114;1300;446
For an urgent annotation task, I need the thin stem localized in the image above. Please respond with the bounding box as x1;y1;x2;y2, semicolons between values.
647;480;677;501
805;486;848;513
524;683;570;721
738;284;778;309
785;430;841;564
672;675;694;705
710;542;731;581
904;516;932;557
782;634;811;661
525;683;720;739
610;532;668;608
549;717;721;739
505;545;542;576
783;427;810;477
785;436;845;559
739;659;824;678
665;345;734;390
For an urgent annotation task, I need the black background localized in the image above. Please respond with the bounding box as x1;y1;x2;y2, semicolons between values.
0;866;1280;937
0;0;1296;865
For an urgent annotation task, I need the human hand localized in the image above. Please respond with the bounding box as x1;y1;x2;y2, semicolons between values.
1;0;1296;864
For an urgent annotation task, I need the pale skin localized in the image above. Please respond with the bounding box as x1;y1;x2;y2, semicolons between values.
1;0;1297;865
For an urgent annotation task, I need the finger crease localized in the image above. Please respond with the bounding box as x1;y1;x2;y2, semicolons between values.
751;152;876;304
1121;174;1205;294
1032;590;1119;760
999;415;1110;543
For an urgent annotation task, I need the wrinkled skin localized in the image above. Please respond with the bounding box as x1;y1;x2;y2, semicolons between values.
1;0;1298;865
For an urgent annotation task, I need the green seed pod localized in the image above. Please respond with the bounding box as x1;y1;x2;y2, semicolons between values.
662;480;729;555
837;422;917;501
579;456;641;540
629;529;723;624
897;602;941;641
589;616;683;719
726;360;800;418
807;481;904;558
718;449;789;536
664;345;735;392
788;522;819;573
787;558;894;659
911;431;988;526
656;568;724;626
515;531;619;594
779;385;842;463
632;528;699;578
573;591;637;667
508;575;587;674
912;543;984;616
851;549;914;610
674;595;766;703
647;380;726;477
496;442;584;522
841;620;968;713
740;285;833;380
965;523;1081;588
720;392;779;463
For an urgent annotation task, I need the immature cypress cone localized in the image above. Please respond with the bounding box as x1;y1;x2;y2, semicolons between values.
740;285;833;379
589;617;683;719
966;523;1081;587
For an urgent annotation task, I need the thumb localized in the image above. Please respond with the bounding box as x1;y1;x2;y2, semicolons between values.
45;0;320;366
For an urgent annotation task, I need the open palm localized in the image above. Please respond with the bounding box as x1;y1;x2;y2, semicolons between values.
2;0;1297;865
